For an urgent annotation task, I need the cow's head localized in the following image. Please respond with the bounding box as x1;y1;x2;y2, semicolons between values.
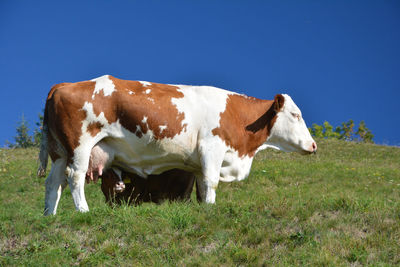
266;94;317;154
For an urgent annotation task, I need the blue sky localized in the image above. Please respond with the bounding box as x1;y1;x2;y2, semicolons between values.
1;1;399;146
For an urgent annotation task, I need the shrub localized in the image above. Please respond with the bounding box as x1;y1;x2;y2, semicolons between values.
7;113;43;148
309;120;374;143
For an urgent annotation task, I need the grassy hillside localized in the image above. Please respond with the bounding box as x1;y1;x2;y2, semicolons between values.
0;139;399;266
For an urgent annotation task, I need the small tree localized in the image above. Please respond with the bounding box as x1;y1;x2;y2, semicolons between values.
309;123;324;138
356;120;374;143
340;119;355;141
308;119;374;144
309;121;340;139
33;112;44;147
11;114;34;148
335;126;342;139
323;121;340;139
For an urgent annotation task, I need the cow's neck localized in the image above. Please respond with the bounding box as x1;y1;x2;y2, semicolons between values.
212;94;275;158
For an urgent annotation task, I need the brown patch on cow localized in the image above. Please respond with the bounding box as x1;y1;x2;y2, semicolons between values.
87;122;104;137
44;76;187;165
246;94;285;136
212;94;285;157
47;130;61;162
46;81;96;161
108;76;186;139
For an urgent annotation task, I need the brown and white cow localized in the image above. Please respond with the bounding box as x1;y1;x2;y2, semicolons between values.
38;75;316;215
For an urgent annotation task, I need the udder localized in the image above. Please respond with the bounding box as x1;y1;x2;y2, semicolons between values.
86;143;113;183
86;143;126;195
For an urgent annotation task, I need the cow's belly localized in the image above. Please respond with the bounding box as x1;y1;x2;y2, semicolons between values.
97;123;254;181
101;128;201;177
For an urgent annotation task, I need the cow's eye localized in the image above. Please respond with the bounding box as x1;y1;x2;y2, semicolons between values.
291;112;300;120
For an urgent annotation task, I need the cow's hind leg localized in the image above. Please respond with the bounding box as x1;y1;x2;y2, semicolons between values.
66;166;89;212
44;158;68;215
65;146;94;213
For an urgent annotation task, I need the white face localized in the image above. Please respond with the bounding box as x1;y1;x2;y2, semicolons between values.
266;94;317;154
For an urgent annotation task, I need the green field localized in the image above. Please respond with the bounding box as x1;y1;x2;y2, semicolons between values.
0;139;399;266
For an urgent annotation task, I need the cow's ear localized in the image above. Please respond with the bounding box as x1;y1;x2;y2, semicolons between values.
274;94;285;112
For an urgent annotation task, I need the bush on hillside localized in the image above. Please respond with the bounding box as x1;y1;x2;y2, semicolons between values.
309;120;374;143
7;113;43;148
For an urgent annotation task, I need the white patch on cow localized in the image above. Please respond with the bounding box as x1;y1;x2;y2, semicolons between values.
126;87;135;95
145;89;151;94
256;144;280;153
159;125;167;133
91;75;116;100
139;81;152;87
81;102;109;136
135;125;142;135
171;85;233;132
142;117;155;142
147;97;155;103
219;150;254;182
75;109;105;168
265;94;316;154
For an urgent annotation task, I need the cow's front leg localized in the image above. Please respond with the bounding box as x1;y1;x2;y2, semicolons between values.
197;139;226;203
196;174;219;204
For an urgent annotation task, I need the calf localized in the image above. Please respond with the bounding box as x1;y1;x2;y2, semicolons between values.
101;169;195;205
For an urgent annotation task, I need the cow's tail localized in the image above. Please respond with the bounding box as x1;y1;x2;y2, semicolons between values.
37;101;49;177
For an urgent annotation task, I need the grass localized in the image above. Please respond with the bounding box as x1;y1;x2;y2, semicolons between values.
0;139;399;266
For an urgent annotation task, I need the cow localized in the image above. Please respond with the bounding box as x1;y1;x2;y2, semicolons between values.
101;168;196;205
37;75;317;215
